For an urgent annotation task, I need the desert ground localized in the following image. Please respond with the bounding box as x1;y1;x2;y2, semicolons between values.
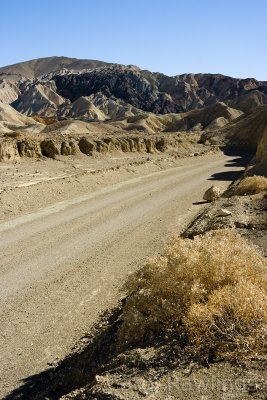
0;150;248;398
0;56;266;399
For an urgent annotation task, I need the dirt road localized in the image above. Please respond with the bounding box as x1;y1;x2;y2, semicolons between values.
0;153;245;397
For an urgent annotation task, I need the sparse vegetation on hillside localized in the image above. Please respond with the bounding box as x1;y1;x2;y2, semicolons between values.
233;175;267;195
118;230;267;361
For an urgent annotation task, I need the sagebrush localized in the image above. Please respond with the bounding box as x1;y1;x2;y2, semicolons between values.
118;230;267;361
233;175;267;195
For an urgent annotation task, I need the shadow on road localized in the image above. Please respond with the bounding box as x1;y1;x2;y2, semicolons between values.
208;151;252;182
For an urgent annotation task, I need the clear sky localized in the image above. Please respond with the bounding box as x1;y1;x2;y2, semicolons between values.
1;0;266;80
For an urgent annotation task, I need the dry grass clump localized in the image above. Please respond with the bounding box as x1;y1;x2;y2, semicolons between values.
185;282;267;359
118;230;267;361
233;175;267;195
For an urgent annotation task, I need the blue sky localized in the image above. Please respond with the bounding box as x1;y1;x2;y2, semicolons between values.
1;0;266;80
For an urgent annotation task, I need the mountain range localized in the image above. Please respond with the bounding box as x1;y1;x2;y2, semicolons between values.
0;56;267;174
1;56;267;121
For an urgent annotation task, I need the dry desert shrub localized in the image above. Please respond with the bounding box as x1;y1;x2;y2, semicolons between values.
185;282;267;359
233;175;267;195
118;230;267;361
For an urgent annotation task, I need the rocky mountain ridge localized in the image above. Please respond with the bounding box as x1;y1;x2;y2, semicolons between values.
1;57;267;121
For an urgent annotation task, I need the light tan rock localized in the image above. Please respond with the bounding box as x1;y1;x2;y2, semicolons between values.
203;186;222;202
217;208;232;217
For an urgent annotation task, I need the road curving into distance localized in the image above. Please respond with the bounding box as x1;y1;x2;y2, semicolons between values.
0;153;245;397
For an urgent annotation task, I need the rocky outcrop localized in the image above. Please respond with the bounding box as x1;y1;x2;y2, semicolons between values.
17;139;42;158
61;140;79;155
40;139;61;158
0;131;206;162
78;136;166;156
0;140;19;161
78;137;97;155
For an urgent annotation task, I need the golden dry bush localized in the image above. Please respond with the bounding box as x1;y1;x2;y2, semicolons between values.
118;230;267;360
185;282;267;359
233;175;267;195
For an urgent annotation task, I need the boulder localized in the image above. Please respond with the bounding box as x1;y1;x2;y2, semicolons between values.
203;186;222;202
217;208;232;217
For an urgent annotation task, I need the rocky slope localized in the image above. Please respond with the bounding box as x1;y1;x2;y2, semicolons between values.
247;124;267;176
227;90;267;113
0;80;20;104
200;105;267;152
0;101;41;131
13;81;69;117
118;102;242;134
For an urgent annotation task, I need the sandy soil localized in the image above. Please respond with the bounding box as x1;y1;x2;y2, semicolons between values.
0;151;207;222
0;151;246;398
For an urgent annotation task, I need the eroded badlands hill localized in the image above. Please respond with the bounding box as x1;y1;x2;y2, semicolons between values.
1;56;267;121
